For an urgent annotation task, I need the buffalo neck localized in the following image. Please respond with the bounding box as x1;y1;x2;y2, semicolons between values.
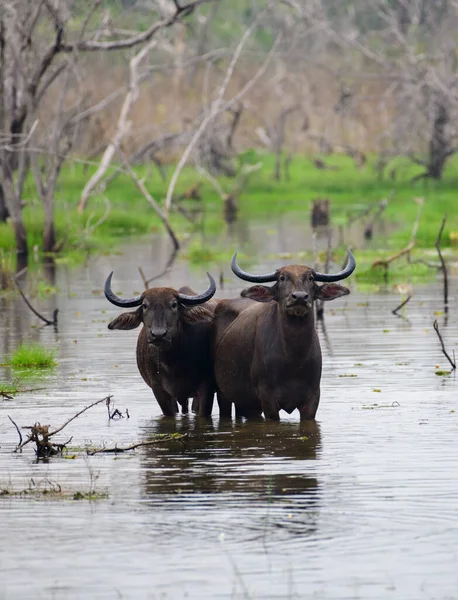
270;302;317;357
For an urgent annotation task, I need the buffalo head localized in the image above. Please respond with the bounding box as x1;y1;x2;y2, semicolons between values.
231;250;355;317
104;272;216;346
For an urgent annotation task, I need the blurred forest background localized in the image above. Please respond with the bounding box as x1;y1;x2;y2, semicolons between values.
1;0;457;268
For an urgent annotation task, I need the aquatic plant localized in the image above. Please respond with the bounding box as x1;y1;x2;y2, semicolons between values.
6;343;57;369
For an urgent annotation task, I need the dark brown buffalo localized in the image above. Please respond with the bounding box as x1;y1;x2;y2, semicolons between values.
105;272;217;417
213;250;356;420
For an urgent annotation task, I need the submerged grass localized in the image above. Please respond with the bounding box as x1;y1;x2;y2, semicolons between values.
4;343;57;369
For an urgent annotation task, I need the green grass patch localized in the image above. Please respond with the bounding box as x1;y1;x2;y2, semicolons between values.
2;152;458;277
3;343;57;369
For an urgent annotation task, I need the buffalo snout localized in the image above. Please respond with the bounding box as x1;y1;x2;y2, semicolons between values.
291;291;309;302
148;328;168;345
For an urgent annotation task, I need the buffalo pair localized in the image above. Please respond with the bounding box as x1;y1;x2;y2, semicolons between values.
104;250;355;421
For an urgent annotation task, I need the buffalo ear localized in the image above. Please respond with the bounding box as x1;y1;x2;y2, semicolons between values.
241;285;275;303
181;304;214;324
315;283;350;302
108;309;142;330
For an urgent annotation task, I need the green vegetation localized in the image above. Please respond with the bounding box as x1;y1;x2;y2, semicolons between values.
1;152;457;282
3;343;57;369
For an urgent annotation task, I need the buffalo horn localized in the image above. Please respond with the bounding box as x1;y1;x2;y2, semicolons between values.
314;248;356;282
231;253;277;283
177;273;216;306
104;272;143;307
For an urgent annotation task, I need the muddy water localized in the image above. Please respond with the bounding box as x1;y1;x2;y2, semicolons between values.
1;215;457;599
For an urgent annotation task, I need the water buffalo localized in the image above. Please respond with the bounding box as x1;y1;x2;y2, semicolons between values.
213;250;356;420
105;272;217;417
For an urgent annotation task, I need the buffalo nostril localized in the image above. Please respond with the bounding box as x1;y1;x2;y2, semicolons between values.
292;292;309;301
151;329;167;339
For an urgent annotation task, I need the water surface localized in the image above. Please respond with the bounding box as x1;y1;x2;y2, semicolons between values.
1;216;457;599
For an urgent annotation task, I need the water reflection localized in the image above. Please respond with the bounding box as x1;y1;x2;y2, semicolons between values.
142;419;321;499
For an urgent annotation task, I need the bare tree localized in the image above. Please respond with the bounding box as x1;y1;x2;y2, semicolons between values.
0;0;217;264
286;0;458;180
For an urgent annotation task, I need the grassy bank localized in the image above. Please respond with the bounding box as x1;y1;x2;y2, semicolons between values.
1;152;457;274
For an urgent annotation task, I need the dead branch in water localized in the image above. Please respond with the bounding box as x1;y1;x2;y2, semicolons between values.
8;416;23;446
12;395;112;457
392;294;412;316
87;434;187;455
372;198;423;280
433;320;456;370
14;269;58;326
106;396;130;420
435;215;448;308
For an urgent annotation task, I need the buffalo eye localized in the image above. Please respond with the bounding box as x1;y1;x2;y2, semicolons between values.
170;299;178;309
279;274;286;282
309;275;314;282
142;302;148;310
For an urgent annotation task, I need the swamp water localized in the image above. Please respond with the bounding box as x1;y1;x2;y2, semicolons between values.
0;215;457;599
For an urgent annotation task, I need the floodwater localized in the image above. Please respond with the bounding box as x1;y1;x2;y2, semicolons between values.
1;214;457;599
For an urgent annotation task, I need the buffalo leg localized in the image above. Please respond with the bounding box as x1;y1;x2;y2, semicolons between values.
152;383;178;416
191;398;199;413
179;398;189;414
194;383;215;417
298;388;320;421
216;391;232;419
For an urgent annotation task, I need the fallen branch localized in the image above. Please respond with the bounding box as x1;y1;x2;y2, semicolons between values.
372;198;423;280
8;416;23;446
87;434;187;455
14;269;58;326
433;320;456;370
392;294;412;315
122;158;179;251
435;214;448;307
106;396;129;420
13;395;112;455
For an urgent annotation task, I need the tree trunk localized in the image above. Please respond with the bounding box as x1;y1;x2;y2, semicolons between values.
427;101;449;180
0;183;10;222
0;173;28;261
43;198;56;253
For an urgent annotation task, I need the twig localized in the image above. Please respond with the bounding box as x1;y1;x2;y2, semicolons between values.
372;198;423;279
14;395;112;453
14;269;58;326
87;434;187;455
392;294;412;315
47;395;113;439
435;214;448;307
8;416;23;446
433;320;456;370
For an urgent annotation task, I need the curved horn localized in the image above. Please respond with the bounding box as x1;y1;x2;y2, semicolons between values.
104;272;143;308
177;272;216;306
314;248;356;282
231;253;277;283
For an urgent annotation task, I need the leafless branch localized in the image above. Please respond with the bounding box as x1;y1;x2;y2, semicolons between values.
372;198;423;278
435;214;448;307
87;434;187;455
164;13;280;213
433;320;456;370
14;269;58;326
392;294;412;316
8;415;23;447
122;158;180;252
